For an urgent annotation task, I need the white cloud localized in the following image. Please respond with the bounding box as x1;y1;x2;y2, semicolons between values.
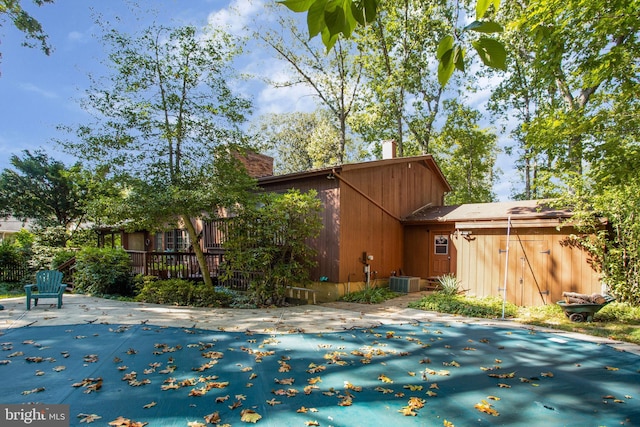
256;83;317;115
67;31;86;43
18;83;58;99
207;0;265;35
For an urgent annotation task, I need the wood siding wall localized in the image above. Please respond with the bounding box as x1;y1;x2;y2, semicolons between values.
338;160;448;283
259;177;341;282
403;225;455;278
452;227;601;306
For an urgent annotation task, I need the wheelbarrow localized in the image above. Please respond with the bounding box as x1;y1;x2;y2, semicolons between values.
556;295;616;322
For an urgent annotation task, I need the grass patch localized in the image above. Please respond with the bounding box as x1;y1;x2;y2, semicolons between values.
409;292;640;346
408;293;519;318
0;281;25;299
341;287;401;304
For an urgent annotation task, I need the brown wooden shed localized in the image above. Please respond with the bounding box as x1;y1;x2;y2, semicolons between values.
403;200;603;306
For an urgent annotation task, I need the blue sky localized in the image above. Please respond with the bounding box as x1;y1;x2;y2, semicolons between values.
0;0;515;200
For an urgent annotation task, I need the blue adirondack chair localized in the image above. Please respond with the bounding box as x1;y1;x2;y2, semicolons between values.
24;270;67;310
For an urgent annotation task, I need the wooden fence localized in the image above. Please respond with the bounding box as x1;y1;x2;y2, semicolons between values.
0;262;29;282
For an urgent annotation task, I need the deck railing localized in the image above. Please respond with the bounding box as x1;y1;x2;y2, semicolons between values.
124;251;257;291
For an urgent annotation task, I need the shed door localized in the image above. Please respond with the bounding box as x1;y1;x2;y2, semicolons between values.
500;239;550;306
430;232;453;277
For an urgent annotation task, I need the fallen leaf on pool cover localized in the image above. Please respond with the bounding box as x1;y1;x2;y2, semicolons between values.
304;421;320;426
266;398;281;406
21;387;45;395
215;395;230;403
378;374;393;383
240;409;262;423
229;400;243;410
474;400;500;416
404;384;423;391
275;377;294;385
338;396;353;406
108;416;148;426
142;401;156;409
204;412;221;424
443;420;455;427
187;422;205;427
398;406;418;416
488;372;515;379
77;413;101;423
604;366;619;371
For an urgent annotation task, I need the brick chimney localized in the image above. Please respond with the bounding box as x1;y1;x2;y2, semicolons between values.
382;139;397;159
234;151;274;178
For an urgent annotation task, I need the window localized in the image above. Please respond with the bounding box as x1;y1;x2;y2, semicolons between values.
164;229;190;252
434;234;448;255
154;232;164;251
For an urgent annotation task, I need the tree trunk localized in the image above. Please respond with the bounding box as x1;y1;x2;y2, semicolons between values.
181;214;214;288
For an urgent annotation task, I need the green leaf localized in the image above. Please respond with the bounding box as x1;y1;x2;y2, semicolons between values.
453;46;465;72
438;47;455;86
307;0;328;39
321;27;339;51
471;37;507;71
325;3;347;37
464;20;503;34
351;0;379;26
475;0;500;20
437;35;454;60
278;0;316;13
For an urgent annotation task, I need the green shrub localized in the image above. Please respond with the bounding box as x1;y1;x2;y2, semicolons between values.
51;249;76;269
408;293;518;318
135;278;235;307
73;247;133;296
437;274;461;296
340;287;400;304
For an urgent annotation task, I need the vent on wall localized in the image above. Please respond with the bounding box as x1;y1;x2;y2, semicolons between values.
389;276;420;293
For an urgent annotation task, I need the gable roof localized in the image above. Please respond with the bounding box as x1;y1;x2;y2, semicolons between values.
403;200;575;228
257;155;451;191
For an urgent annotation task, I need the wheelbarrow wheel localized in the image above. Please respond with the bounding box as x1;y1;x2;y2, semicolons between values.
569;313;585;322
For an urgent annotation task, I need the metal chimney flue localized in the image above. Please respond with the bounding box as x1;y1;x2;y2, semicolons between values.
382;139;397;159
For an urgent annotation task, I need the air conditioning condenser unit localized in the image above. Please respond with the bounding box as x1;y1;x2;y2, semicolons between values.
389;276;420;293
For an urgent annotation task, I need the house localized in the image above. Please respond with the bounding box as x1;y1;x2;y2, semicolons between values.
0;216;29;242
256;144;451;301
109;143;602;306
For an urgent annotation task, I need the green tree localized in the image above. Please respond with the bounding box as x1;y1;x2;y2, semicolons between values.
0;0;53;70
223;189;322;306
61;24;256;288
510;0;638;184
432;100;499;204
0;150;91;240
350;0;453;156
259;5;366;163
279;0;506;86
492;0;640;302
251;109;366;174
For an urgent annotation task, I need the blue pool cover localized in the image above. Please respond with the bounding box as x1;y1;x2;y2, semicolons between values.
1;321;638;426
